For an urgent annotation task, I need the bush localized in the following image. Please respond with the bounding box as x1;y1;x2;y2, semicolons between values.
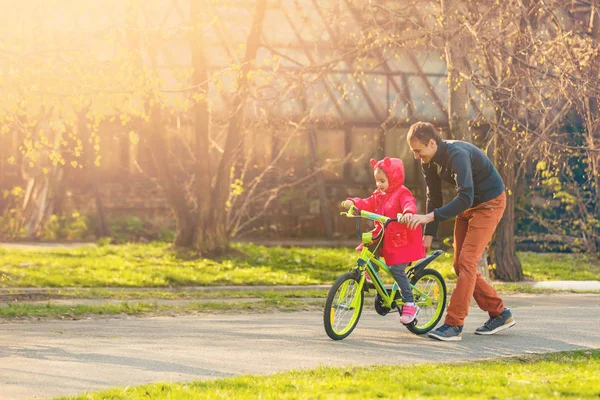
41;212;90;240
157;227;175;242
108;216;147;243
0;186;26;240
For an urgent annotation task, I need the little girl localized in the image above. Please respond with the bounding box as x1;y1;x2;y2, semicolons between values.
343;157;425;324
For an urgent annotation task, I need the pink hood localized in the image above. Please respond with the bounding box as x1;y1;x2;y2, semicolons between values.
370;157;405;193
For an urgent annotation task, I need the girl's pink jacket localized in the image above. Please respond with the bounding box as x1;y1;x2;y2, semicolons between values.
347;157;425;265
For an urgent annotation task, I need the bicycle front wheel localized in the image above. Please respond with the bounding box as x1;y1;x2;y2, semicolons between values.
323;272;364;340
406;268;446;335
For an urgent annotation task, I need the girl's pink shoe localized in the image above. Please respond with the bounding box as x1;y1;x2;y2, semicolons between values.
400;303;419;324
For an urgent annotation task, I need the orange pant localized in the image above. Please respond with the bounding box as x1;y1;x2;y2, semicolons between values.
445;192;506;326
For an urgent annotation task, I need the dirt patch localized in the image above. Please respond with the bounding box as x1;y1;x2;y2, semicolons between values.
0;293;70;302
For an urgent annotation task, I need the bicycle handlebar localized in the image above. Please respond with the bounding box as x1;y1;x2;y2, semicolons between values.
340;204;403;223
340;203;405;240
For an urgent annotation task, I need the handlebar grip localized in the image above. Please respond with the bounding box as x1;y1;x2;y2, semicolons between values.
383;217;404;229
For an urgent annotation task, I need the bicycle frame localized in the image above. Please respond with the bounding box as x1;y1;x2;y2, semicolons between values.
342;205;442;311
324;205;447;339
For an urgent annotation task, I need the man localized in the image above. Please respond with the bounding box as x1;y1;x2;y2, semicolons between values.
403;122;515;341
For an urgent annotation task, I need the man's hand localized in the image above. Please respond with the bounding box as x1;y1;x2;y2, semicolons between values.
400;213;413;224
423;235;434;252
342;200;354;209
404;213;435;230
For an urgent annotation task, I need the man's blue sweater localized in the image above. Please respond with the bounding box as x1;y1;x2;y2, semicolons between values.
422;140;505;236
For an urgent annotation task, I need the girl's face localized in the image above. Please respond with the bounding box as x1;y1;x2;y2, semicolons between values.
374;169;389;192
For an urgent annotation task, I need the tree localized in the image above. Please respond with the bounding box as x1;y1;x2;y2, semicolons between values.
1;0;377;252
440;0;495;280
461;0;599;269
197;0;268;254
367;0;599;277
466;0;527;280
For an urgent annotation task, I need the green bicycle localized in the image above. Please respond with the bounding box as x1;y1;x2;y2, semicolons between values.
323;205;447;340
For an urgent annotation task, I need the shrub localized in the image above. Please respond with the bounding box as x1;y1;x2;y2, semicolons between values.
0;186;26;240
108;216;147;243
41;212;90;240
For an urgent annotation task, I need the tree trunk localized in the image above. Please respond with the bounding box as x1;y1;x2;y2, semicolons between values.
145;102;198;249
190;0;214;251
308;126;333;239
201;0;267;255
488;0;530;281
441;0;489;279
585;12;600;255
21;125;64;239
78;110;109;238
92;185;109;238
173;197;196;248
123;2;199;250
441;0;470;141
492;130;523;281
21;176;50;238
21;165;65;239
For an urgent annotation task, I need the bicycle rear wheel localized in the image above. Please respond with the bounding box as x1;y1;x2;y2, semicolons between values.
323;272;364;340
406;268;446;335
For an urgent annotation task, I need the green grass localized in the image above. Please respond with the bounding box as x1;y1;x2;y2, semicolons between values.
0;289;328;319
55;350;600;399
518;252;600;281
0;298;325;319
491;284;600;294
0;287;328;300
0;242;598;289
0;242;355;288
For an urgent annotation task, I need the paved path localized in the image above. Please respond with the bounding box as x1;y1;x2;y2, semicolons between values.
1;293;599;399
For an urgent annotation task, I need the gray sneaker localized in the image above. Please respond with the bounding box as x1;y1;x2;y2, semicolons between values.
428;324;463;341
475;308;516;335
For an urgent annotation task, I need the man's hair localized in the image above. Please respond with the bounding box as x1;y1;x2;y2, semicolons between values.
407;122;442;145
